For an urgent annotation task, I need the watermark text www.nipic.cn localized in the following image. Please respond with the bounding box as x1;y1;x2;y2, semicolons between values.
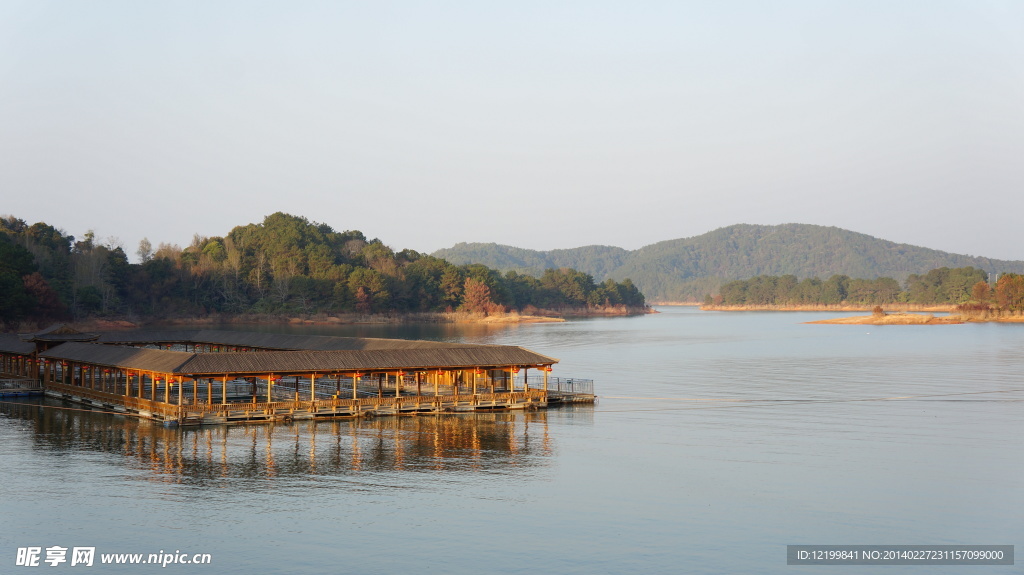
15;547;213;568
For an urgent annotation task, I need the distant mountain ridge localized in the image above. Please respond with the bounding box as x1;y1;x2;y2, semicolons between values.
432;224;1024;301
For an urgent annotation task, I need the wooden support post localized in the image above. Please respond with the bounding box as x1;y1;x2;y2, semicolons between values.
310;373;316;403
222;375;227;404
395;373;400;398
268;376;274;404
543;368;549;392
164;375;170;403
177;377;183;406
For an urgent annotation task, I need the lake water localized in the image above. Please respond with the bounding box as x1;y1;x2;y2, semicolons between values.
2;307;1022;573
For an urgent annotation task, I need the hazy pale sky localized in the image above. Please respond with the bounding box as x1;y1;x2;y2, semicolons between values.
2;1;1022;261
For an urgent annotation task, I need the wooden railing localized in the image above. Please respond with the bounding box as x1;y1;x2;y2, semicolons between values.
180;389;548;416
45;379;549;422
45;381;182;419
0;378;40;391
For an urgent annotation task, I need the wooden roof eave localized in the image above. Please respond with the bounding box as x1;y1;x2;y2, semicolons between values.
179;363;559;378
39;343;195;374
39;342;558;377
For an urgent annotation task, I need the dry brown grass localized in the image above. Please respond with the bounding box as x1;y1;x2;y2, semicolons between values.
703;304;957;312
806;312;963;325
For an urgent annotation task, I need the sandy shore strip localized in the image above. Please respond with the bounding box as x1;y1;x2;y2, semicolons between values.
806;313;963;325
704;304;957;312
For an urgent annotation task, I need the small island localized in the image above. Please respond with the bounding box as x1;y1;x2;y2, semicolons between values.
806;306;1024;326
806;310;963;325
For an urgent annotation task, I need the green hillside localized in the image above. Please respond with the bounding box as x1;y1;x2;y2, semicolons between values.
0;212;646;327
433;224;1024;301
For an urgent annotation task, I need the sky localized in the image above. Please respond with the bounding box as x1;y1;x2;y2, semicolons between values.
2;1;1023;262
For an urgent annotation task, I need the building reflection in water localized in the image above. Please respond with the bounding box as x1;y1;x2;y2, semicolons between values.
1;399;561;484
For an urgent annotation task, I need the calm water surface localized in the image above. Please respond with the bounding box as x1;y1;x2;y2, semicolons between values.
2;307;1022;574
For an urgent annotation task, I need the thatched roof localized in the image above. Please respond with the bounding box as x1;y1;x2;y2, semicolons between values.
0;334;36;355
96;330;474;351
39;341;558;376
20;324;99;343
39;342;195;373
177;346;557;375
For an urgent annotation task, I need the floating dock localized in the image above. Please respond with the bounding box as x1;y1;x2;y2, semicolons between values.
0;378;43;397
1;325;594;426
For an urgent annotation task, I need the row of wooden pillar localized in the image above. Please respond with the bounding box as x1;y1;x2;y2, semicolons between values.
0;353;33;377
21;355;552;407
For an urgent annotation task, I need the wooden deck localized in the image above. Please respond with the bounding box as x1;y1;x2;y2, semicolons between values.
42;380;589;426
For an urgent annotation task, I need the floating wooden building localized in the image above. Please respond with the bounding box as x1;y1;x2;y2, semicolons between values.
0;325;594;426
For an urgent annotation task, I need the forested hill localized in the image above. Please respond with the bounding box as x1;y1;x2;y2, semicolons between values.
0;213;645;328
433;224;1024;302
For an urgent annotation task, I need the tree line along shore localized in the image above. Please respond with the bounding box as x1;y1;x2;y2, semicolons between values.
0;213;648;331
701;267;1024;324
702;267;1023;309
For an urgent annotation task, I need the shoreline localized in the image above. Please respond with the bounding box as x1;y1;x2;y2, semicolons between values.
47;306;654;332
806;312;963;325
807;311;1024;325
701;304;957;312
